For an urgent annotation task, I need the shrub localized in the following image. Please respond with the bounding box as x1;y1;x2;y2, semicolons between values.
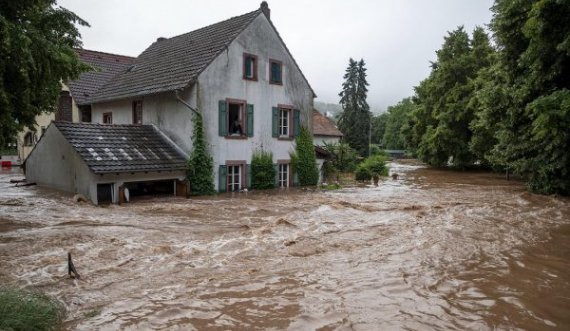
355;154;390;181
251;150;276;189
291;126;319;186
322;142;359;173
355;164;372;181
0;287;65;331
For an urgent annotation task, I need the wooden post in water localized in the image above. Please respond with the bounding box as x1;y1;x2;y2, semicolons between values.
68;252;80;279
506;168;510;181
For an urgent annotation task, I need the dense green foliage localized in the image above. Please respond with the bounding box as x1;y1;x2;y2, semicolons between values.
0;0;91;146
321;142;359;182
370;112;388;146
250;150;276;189
186;113;215;195
291;126;319;186
382;97;416;150
355;154;389;181
0;287;65;331
401;0;570;195
338;58;372;156
479;0;570;194
407;26;494;168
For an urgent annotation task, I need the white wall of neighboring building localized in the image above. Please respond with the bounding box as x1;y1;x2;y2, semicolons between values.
16;84;81;161
314;136;341;147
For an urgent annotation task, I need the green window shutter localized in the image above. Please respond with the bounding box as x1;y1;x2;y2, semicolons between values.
246;164;252;188
272;107;279;137
274;163;279;187
293;109;301;137
246;104;254;137
218;165;227;192
218;100;227;136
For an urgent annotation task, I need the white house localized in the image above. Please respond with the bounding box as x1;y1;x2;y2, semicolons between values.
87;2;315;192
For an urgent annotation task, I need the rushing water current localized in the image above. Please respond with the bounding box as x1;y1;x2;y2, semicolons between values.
0;161;569;330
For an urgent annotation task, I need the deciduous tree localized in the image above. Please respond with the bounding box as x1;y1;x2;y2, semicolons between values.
0;0;90;146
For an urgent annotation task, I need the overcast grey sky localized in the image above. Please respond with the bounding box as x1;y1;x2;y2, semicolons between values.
58;0;494;112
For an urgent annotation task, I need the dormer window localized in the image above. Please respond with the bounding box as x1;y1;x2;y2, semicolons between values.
243;53;258;81
269;59;282;85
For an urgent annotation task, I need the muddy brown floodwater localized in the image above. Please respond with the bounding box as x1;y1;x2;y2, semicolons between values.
0;161;569;330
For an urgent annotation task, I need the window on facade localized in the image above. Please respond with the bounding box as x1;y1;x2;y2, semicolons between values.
243;53;258;80
270;60;282;84
80;105;92;123
23;132;35;146
228;102;244;135
278;163;289;188
227;165;242;192
279;108;290;136
132;100;143;124
103;112;113;124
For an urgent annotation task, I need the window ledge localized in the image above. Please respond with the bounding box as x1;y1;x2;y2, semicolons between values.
270;81;283;86
243;77;258;82
277;136;293;141
225;135;248;140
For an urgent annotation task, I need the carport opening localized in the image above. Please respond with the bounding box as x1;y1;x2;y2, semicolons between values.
123;180;175;201
97;183;114;205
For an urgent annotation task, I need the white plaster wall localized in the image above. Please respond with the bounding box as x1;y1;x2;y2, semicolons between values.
314;136;341;146
198;14;314;188
91;88;196;153
25;124;91;197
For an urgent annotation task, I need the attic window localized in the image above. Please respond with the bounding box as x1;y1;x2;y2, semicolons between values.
126;64;136;72
269;59;282;85
243;53;258;81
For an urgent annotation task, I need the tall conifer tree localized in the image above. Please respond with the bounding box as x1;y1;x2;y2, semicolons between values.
338;58;371;156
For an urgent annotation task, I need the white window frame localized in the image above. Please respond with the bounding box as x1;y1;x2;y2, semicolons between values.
278;163;289;188
227;165;241;192
279;108;289;137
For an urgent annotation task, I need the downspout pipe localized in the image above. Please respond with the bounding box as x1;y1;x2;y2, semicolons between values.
175;90;200;116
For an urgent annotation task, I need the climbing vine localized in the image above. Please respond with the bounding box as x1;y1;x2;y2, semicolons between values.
186;113;215;195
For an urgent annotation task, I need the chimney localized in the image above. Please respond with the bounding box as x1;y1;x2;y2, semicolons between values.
260;1;270;20
156;37;166;42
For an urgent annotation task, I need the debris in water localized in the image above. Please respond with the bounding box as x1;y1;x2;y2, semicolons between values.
68;252;81;279
73;194;88;203
0;198;25;206
276;218;296;227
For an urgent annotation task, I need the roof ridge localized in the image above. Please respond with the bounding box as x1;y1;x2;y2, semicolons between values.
163;8;262;43
75;48;136;60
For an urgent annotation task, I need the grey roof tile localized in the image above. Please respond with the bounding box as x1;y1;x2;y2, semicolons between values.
54;122;187;174
89;8;263;103
68;50;135;105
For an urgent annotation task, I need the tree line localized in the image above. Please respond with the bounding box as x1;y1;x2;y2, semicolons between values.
361;0;569;195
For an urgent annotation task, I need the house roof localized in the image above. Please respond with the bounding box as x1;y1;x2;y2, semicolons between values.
67;49;135;105
89;9;262;103
312;109;343;137
54;122;187;174
89;2;315;104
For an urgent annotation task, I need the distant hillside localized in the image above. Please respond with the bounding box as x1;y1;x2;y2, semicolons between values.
314;101;342;119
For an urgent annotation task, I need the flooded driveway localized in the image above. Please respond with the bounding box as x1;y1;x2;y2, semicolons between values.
0;161;569;330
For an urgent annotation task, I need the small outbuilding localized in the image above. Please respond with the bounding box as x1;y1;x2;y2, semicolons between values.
24;122;189;205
